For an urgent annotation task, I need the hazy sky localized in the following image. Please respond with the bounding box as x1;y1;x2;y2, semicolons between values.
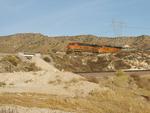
0;0;150;36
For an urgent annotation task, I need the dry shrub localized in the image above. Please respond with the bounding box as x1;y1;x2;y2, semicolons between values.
24;79;33;83
113;70;134;87
43;57;51;62
0;82;6;87
48;78;62;85
89;89;101;96
131;75;150;90
0;55;40;72
24;63;40;72
69;78;80;83
86;76;99;84
1;55;21;66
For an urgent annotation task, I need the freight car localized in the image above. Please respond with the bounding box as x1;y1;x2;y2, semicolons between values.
66;42;122;53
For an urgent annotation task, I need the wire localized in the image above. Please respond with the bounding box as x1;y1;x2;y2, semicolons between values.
125;26;150;30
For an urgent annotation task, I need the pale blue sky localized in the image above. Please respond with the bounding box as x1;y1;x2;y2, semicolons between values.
0;0;150;36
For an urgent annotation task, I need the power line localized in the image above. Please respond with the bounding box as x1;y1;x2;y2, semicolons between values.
125;25;150;30
111;20;150;36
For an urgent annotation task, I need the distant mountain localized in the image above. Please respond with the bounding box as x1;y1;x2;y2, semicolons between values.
0;33;149;53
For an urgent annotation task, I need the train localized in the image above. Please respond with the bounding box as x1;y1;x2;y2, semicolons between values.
66;42;122;53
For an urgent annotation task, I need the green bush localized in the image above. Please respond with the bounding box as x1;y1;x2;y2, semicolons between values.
115;70;125;77
113;70;133;87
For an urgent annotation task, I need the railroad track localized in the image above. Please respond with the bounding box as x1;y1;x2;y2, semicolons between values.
75;70;150;77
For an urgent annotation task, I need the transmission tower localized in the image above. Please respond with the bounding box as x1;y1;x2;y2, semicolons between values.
112;20;126;37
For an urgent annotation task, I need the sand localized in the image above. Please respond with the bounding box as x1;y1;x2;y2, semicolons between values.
0;56;103;97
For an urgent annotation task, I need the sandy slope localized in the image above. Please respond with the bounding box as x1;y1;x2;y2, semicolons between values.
0;56;102;97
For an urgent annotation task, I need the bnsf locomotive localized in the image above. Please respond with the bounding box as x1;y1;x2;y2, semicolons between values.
66;42;122;53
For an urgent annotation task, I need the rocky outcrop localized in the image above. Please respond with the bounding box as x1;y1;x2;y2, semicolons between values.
50;51;150;72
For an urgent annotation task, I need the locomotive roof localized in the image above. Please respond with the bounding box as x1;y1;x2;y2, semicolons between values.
68;42;123;48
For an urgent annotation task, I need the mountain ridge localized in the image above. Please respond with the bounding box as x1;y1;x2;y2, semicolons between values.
0;33;149;53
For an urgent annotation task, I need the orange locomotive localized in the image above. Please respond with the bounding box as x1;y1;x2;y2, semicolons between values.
66;42;122;53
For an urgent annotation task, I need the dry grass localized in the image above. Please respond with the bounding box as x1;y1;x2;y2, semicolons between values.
0;71;150;113
0;107;18;113
0;88;150;113
131;74;150;90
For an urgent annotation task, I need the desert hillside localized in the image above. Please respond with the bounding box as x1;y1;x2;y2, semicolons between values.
0;33;149;53
50;51;150;72
0;54;149;113
0;33;150;113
